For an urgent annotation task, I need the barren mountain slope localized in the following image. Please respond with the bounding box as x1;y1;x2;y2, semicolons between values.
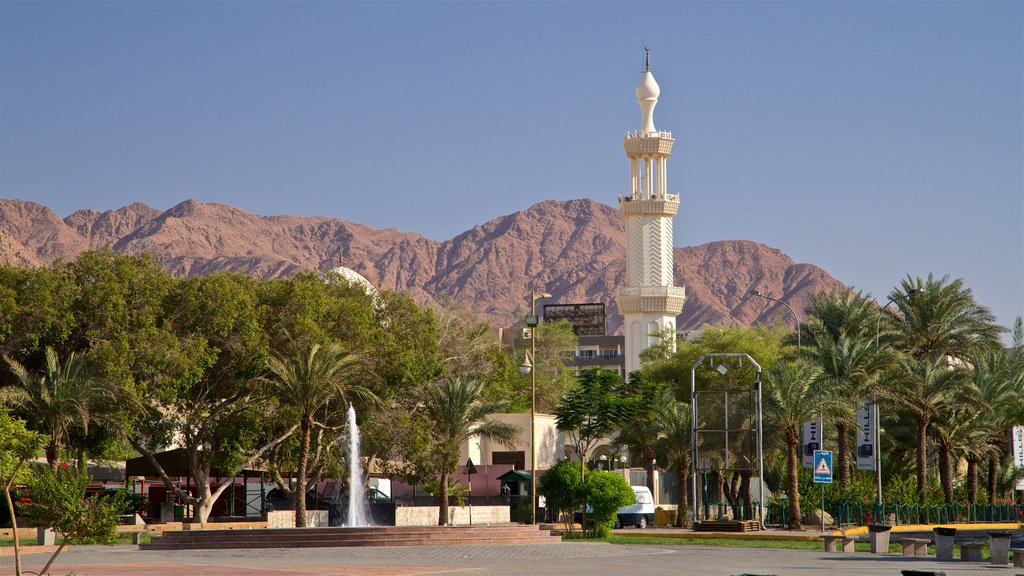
0;198;848;333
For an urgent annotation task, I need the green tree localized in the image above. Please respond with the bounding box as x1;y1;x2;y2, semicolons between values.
127;272;287;523
0;408;45;576
646;325;787;401
1;347;117;469
520;318;579;413
0;265;76;361
266;342;379;527
23;465;125;576
762;360;823;529
420;377;520;525
555;369;646;483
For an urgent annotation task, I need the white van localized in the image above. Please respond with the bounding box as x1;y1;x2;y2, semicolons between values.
615;486;655;528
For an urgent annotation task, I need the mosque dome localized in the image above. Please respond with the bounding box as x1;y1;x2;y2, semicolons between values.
325;266;379;296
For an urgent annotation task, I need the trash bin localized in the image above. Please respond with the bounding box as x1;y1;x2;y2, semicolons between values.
868;523;891;554
933;526;956;559
988;531;1012;565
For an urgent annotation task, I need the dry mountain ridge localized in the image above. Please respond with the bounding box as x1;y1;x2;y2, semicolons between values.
0;198;848;333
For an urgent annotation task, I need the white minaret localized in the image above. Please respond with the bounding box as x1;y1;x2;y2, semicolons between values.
616;49;686;376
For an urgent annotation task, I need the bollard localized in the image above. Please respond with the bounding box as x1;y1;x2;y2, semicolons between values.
36;527;55;545
868;523;891;554
933;526;956;560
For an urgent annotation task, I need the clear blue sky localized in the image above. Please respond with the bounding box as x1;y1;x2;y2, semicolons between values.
2;1;1021;333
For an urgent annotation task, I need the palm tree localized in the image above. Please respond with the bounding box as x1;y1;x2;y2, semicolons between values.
881;355;970;504
266;342;379;527
650;389;691;527
973;345;1024;502
931;405;994;504
762;360;824;530
799;289;889;491
1;347;116;470
421;377;519;525
887;274;1003;362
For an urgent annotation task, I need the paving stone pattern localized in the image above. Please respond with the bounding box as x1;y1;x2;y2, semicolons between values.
6;543;1021;576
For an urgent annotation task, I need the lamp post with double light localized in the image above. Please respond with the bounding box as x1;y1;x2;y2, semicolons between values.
519;291;551;524
870;288;921;508
750;290;801;348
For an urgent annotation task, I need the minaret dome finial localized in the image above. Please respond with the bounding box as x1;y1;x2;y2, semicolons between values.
644;46;650;72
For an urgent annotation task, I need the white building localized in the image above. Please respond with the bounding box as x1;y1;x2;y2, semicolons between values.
615;50;686;376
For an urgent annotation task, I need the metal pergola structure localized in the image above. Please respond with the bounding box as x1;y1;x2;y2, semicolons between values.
690;353;765;530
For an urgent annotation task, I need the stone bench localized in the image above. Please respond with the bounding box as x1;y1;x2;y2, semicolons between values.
822;535;855;552
896;537;931;557
958;541;985;562
1010;547;1024;568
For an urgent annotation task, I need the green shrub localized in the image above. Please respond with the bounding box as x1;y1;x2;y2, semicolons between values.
582;471;634;538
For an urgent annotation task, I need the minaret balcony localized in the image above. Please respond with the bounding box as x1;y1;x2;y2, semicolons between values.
615;286;686;315
618;195;680;216
622;134;674;156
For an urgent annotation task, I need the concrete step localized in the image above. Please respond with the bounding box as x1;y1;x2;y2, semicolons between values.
140;525;560;550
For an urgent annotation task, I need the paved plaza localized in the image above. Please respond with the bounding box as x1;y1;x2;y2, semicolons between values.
6;541;1022;576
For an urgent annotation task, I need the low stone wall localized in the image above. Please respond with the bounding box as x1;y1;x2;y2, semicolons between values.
266;510;329;528
395;505;510;526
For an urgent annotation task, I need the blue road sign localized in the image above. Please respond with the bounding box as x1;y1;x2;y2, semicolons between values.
813;450;833;484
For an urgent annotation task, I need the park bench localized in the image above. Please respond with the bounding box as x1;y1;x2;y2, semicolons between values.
958;541;985;562
821;534;855;552
896;537;930;557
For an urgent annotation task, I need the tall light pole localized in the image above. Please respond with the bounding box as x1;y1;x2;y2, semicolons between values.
750;290;801;348
871;288;920;508
519;291;550;524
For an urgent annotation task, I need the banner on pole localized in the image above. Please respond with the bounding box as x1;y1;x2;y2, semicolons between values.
1012;426;1024;490
802;420;821;469
855;401;876;471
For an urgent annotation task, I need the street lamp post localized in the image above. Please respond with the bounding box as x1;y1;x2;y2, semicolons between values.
750;290;801;348
519;291;551;525
871;288;920;508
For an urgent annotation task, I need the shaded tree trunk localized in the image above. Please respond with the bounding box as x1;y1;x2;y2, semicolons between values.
786;435;802;530
739;470;752;520
45;440;60;471
437;472;450;526
916;416;928;505
986;456;998;504
836;422;850;492
966;456;979;504
675;460;689;527
294;418;311;528
937;445;953;504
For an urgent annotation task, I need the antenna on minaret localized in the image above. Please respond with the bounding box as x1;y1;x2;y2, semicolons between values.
644;46;650;72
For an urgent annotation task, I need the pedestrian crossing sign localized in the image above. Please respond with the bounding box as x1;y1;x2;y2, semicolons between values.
813;450;833;484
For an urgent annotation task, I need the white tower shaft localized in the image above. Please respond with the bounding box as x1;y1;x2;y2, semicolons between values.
616;58;685;376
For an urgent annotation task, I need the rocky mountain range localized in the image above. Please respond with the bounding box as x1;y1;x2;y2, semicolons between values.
0;198;848;334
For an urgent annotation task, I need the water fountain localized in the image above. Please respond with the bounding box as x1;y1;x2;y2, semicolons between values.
334;404;373;526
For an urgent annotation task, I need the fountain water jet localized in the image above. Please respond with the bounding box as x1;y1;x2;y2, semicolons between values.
339;404;372;526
